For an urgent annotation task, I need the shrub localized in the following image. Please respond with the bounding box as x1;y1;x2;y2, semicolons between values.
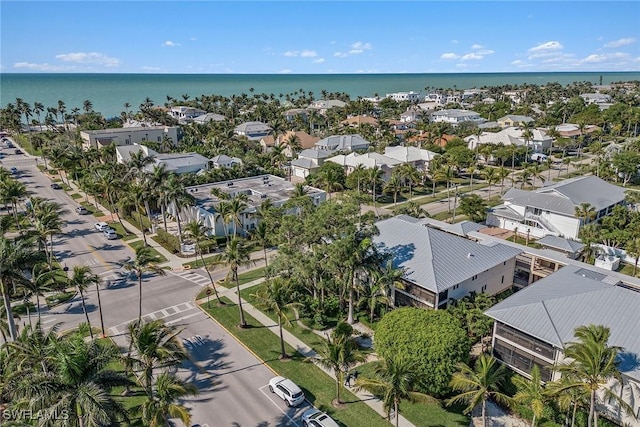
155;229;181;254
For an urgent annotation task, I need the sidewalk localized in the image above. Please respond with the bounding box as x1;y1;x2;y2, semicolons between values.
197;284;415;427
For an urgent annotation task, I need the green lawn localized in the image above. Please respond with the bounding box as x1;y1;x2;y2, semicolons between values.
506;235;543;249
80;201;105;218
108;221;137;241
196;266;267;299
70;193;83;200
201;298;391;427
618;263;640;278
128;240;168;263
356;362;469;427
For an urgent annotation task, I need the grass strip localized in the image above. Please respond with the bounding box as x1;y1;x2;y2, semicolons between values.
201;298;390;427
128;240;168;263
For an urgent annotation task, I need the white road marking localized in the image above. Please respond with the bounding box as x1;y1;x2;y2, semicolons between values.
170;270;211;287
165;311;202;326
108;301;196;335
258;385;301;427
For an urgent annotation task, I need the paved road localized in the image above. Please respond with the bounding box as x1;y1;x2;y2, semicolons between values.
2;147;308;427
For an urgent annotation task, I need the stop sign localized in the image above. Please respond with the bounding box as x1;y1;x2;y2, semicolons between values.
206;288;212;296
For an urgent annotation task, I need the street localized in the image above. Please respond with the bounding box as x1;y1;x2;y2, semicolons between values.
2;147;308;427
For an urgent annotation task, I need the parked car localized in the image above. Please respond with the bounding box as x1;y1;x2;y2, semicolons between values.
95;222;110;231
50;183;62;190
302;409;340;427
14;149;22;154
103;228;118;240
268;376;305;407
76;206;89;215
531;152;548;163
10;167;18;174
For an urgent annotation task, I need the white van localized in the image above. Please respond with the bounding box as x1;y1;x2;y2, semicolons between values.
531;153;548;163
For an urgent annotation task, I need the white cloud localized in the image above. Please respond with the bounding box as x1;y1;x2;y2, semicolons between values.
461;53;483;61
312;58;325;64
528;41;563;52
349;41;372;54
14;62;72;71
141;66;162;71
604;37;636;48
477;49;495;55
440;52;460;60
55;52;120;66
300;50;317;58
189;37;197;41
451;39;459;44
333;52;348;58
279;69;292;74
582;52;630;63
284;51;298;57
471;44;484;50
162;40;180;47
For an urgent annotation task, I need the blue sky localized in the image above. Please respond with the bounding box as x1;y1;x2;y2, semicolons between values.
1;1;639;74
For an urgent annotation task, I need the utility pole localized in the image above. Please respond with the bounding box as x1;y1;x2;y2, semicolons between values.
452;185;459;223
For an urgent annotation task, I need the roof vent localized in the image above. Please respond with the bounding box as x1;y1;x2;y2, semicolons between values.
467;253;473;259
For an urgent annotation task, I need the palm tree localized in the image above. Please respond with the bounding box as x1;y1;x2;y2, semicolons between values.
249;221;270;268
512;366;547;427
482;167;499;200
578;223;600;263
315;333;365;404
165;174;192;242
383;175;403;206
15;333;130;426
141;372;198;427
68;265;101;340
29;199;65;267
217;237;252;327
126;319;187;397
22;264;62;324
252;277;300;359
227;195;248;237
447;354;511;427
355;355;440;427
148;164;171;231
368;166;383;215
123;182;150;245
124;245;167;322
553;325;633;427
435;165;456;213
574;202;597;226
185;220;221;303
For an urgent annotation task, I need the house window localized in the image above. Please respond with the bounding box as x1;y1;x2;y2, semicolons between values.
481;285;487;292
472;275;478;281
501;275;505;284
157;136;161;142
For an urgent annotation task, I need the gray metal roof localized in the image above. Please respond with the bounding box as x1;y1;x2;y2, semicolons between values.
537;235;585;253
489;204;525;221
298;149;333;159
485;265;640;381
374;217;521;293
502;187;577;215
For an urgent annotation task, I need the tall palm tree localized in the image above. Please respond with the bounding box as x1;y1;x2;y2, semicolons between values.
30;199;65;266
252;277;300;359
435;165;456;213
574;202;597;226
165;174;193;242
315;333;365;404
68;265;101;340
447;354;511;427
124;246;167;322
368;166;383;215
141;372;198;427
249;220;270;268
24;263;65;323
355;355;440;427
123;182;150;245
482;167;499;200
126;319;187;397
148;164;171;231
227;195;248;237
185;220;221;303
383;175;403;207
512;366;547;427
217;237;252;327
553;325;633;427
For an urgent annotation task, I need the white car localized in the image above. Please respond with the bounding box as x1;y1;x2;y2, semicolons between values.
268;376;305;407
103;228;118;240
95;222;110;231
530;153;548;163
302;409;340;427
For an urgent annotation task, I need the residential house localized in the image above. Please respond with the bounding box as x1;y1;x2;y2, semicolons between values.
259;130;319;157
400;106;424;123
580;93;612;105
536;235;584;260
170;106;207;122
386;91;422;103
373;216;521;309
327;152;402;181
485;265;640;427
283;108;308;123
307;99;347;115
341;115;379;128
290;149;333;180
383;146;438;171
211;154;243;169
497;115;535;128
234;121;272;140
555;123;600;139
465;127;553;152
192;113;226;124
487;175;627;240
80;126;179;150
314;134;370;152
431;109;485;126
115;144;210;175
179;175;326;237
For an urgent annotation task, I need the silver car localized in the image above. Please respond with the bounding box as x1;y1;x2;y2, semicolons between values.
302;409;340;427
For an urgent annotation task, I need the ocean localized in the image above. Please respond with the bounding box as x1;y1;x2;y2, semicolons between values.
1;72;639;119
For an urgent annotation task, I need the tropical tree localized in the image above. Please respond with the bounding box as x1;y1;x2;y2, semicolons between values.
217;237;252;327
184;220;221;302
553;325;633;427
383;175;403;206
511;366;548;427
141;372;198;427
24;264;65;323
447;354;511;427
368;166;383;215
68;265;101;340
124;245;167;322
355;355;440;427
574;202;597;226
249;221;271;268
435;166;457;213
252;277;300;359
315;333;365;404
482;167;499;200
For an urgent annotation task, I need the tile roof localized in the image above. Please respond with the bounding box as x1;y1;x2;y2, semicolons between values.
485;265;640;381
374;217;521;293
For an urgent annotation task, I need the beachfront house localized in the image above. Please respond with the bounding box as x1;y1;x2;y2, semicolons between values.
484;265;640;427
170;106;207;122
177;175;326;237
486;176;627;240
307;99;347;115
386;91;422;103
430;109;485;126
115;144;210;175
234;121;272;140
373;216;521;309
81;126;180;150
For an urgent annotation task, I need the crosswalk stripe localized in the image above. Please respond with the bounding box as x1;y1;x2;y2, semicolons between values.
108;301;196;335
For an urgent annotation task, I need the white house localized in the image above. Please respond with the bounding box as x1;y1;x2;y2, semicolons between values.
178;175;326;237
234;121;272;140
192;113;226;124
497;115;535;128
383;146;437;171
210;154;243;169
115;144;210;175
307;99;347;114
170;106;206;122
485;265;640;427
373;216;521;309
386;91;422;103
80;126;179;149
327;152;402;181
314;134;370;152
465;127;553;152
487;176;627;240
431;109;485;125
290;149;333;180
